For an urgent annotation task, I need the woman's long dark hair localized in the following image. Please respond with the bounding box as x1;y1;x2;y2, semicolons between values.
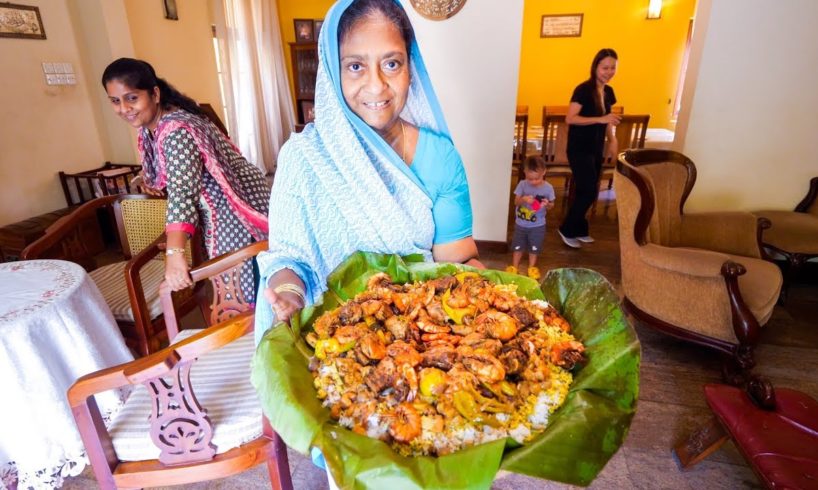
101;58;203;116
338;0;415;56
587;48;618;113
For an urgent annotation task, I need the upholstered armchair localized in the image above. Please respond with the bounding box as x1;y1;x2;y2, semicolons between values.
753;176;818;299
614;149;783;383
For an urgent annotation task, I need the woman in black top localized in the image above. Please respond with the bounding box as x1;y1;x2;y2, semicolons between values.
558;48;621;248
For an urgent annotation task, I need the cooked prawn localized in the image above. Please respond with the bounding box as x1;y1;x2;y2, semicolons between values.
474;311;519;341
386;341;422;367
388;403;422;443
461;353;506;383
358;332;387;361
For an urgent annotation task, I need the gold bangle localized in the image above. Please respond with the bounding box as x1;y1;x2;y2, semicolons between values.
165;247;186;256
273;283;306;304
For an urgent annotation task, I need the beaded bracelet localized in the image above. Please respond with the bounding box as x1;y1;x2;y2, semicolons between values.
165;247;186;256
273;283;306;304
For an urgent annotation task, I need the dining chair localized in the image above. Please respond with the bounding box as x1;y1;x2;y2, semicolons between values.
600;114;650;191
540;113;573;199
543;104;624;124
515;104;529;116
67;240;293;489
22;194;204;356
511;114;528;167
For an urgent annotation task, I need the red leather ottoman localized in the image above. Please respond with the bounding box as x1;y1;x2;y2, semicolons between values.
675;383;818;489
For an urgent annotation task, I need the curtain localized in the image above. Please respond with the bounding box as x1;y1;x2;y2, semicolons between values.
212;0;295;175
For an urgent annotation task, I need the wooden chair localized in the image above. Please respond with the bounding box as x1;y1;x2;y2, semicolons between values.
542;104;623;124
540;113;573;196
21;194;204;356
515;104;529;116
615;149;782;384
59;162;141;207
601;114;650;190
68;240;293;489
512;113;528;178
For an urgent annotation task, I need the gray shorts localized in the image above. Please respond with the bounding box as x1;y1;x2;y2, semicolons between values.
511;225;546;254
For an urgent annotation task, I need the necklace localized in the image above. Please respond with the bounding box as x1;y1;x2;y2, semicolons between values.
400;119;407;163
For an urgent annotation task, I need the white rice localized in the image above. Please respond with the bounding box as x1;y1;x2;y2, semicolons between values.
528;392;556;429
509;424;531;443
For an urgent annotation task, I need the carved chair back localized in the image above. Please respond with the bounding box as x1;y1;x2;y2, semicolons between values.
68;240;293;489
161;240;268;340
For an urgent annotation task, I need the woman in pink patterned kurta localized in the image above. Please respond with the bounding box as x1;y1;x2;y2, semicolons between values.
102;58;269;300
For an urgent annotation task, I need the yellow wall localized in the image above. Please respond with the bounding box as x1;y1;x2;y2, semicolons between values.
123;0;223;122
276;0;334;109
0;0;107;225
517;0;696;128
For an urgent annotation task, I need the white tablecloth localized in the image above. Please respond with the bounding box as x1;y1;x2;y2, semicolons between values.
0;260;133;489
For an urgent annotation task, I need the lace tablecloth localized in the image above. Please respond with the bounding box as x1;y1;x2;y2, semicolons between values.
0;260;133;489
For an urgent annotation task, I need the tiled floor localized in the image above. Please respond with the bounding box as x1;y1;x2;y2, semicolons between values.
61;181;817;489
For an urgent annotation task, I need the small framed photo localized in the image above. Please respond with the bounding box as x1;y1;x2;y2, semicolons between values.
0;2;47;40
300;100;315;124
313;19;324;39
540;13;583;38
294;18;314;43
163;0;179;21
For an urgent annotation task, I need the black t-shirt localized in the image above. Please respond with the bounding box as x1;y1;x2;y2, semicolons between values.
567;80;616;155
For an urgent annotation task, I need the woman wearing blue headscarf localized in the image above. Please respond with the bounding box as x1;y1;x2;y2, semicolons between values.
255;0;481;338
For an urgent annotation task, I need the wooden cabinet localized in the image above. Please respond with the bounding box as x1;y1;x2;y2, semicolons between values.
289;42;318;125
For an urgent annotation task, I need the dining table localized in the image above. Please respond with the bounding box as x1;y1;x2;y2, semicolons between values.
0;260;133;489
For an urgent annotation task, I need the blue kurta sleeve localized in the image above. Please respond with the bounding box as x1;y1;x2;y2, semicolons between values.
410;128;474;244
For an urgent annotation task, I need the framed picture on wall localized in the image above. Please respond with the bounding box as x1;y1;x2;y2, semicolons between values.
294;19;314;43
163;0;179;20
314;19;324;39
0;3;47;40
540;13;583;38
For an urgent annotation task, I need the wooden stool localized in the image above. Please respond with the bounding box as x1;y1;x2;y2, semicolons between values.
675;383;818;489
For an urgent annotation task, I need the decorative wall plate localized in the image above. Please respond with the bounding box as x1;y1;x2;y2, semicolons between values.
409;0;468;21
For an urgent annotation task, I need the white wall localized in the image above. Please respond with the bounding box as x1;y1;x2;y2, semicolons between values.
68;0;137;164
676;0;818;211
403;0;524;242
0;0;108;225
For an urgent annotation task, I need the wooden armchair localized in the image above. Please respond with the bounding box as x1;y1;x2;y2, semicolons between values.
753;176;818;299
615;150;783;384
21;195;203;356
68;240;293;489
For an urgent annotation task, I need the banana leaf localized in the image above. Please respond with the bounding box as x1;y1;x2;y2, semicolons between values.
252;252;640;489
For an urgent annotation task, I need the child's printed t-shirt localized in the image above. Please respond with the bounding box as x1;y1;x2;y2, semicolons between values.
514;180;556;228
